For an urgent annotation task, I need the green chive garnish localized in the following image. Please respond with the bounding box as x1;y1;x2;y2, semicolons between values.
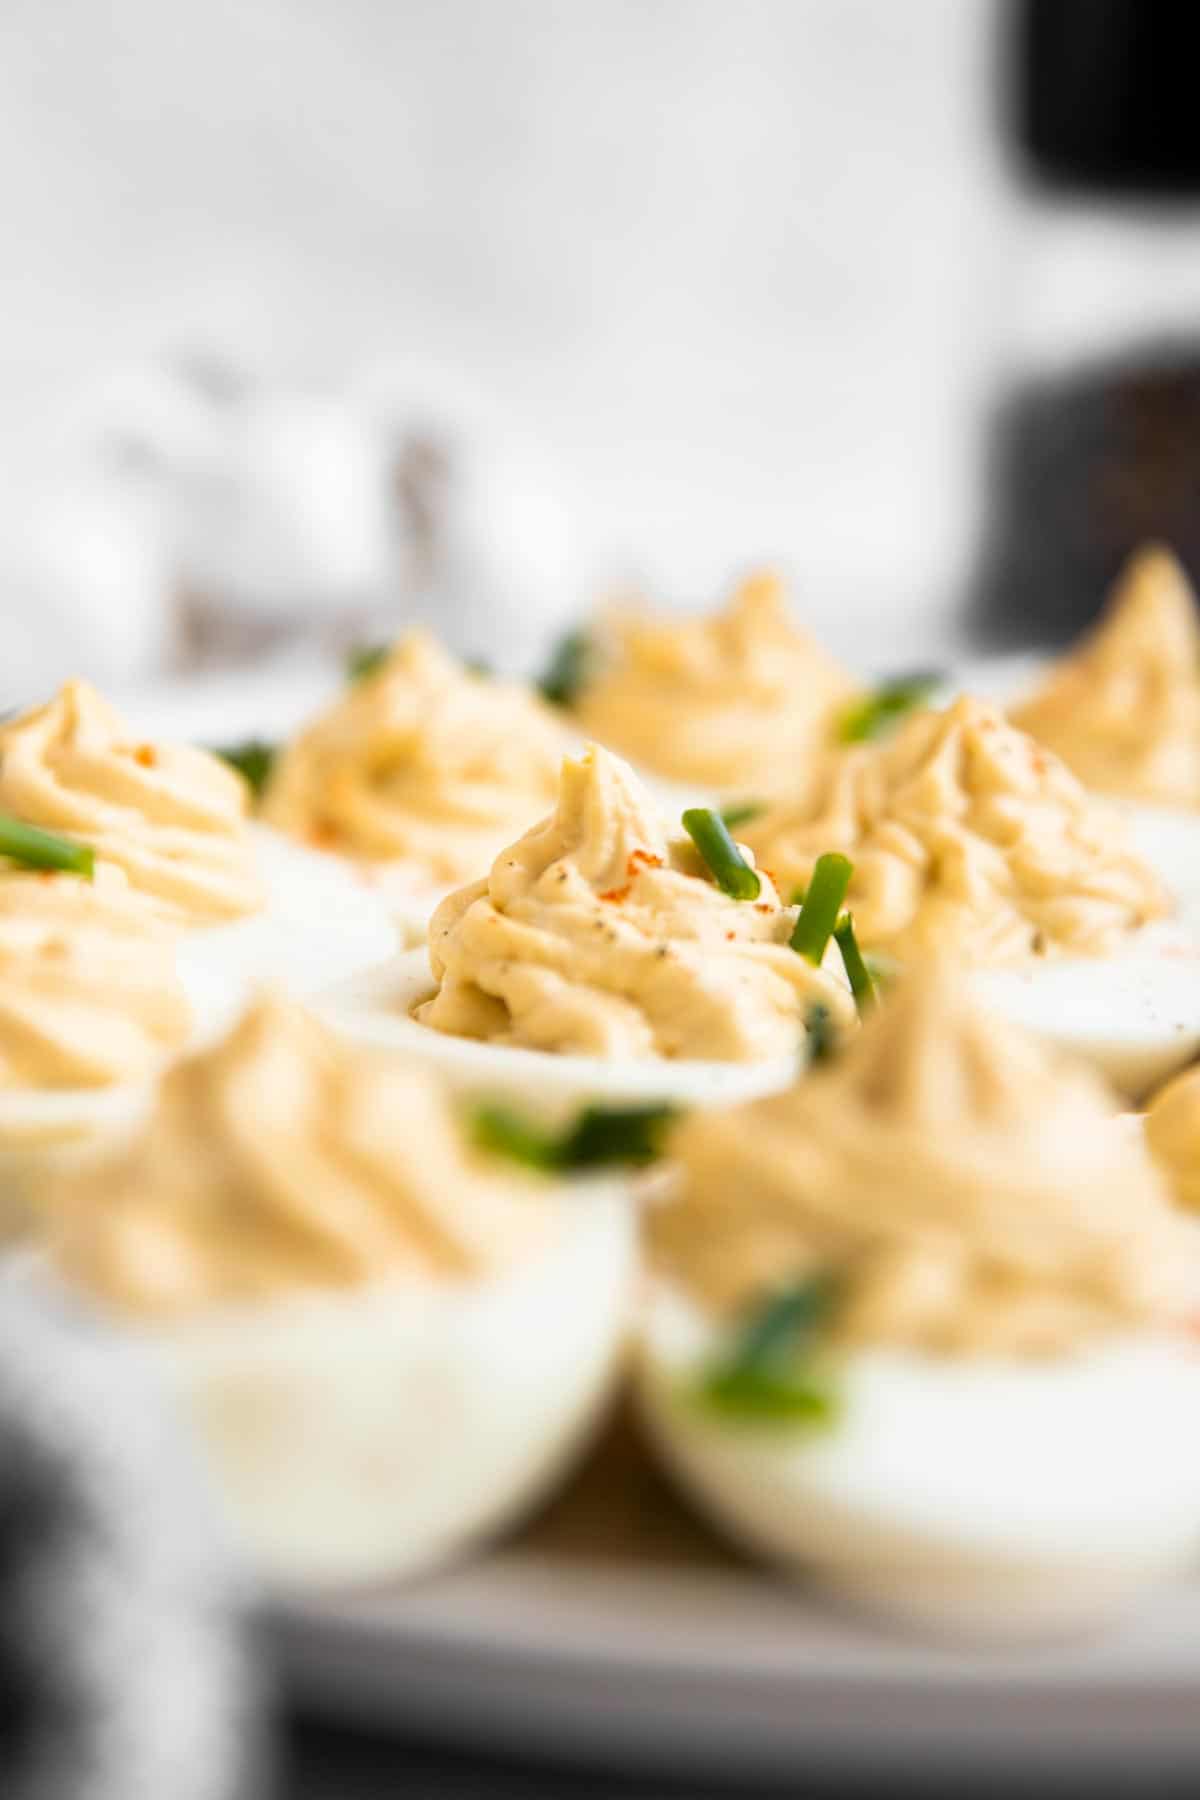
472;1101;677;1171
836;670;944;743
719;800;764;830
681;808;761;901
537;629;592;707
558;1103;678;1167
730;1273;841;1366
346;642;390;683
696;1272;841;1427
471;1106;562;1171
0;814;93;878
699;1366;836;1424
833;912;876;1015
212;739;276;797
789;852;852;962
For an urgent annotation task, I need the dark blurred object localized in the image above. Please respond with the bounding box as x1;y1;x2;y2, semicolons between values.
1012;1;1200;195
0;1280;269;1800
973;3;1200;647
969;340;1200;647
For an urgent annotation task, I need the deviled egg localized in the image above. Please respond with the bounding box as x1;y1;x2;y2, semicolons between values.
565;570;856;803
317;743;857;1119
1145;1061;1200;1212
38;994;636;1588
744;693;1200;1098
259;630;572;944
0;680;393;999
638;965;1200;1639
1009;545;1200;922
0;863;194;1174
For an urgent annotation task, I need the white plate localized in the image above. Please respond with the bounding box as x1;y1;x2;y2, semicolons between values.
272;1411;1200;1780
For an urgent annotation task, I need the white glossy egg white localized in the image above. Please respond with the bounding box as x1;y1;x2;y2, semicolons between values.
115;1180;635;1587
970;921;1200;1102
1118;802;1200;933
178;824;397;1002
638;1284;1200;1640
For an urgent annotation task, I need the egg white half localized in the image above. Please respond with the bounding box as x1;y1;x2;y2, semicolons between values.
638;1284;1200;1640
1117;802;1200;933
115;1180;636;1589
314;949;804;1124
179;825;397;1002
331;861;453;950
970;922;1200;1103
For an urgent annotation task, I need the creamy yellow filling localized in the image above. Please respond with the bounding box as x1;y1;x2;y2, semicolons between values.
262;631;570;887
417;744;855;1061
745;696;1167;963
651;967;1192;1355
46;995;559;1318
571;571;854;796
0;681;263;924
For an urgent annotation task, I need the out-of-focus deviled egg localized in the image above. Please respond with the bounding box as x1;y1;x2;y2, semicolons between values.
1009;545;1200;920
744;693;1200;1098
0;680;393;998
1145;1062;1200;1212
259;630;572;944
561;571;856;803
318;743;858;1118
0;862;194;1183
638;966;1200;1640
37;994;636;1588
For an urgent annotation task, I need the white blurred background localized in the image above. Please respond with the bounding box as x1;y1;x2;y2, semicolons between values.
2;0;1199;695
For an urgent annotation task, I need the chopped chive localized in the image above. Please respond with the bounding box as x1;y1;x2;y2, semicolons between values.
470;1106;562;1171
730;1271;842;1368
696;1271;842;1427
789;852;852;962
471;1101;677;1171
834;912;876;1015
346;642;390;682
537;629;592;707
681;808;761;901
804;1001;836;1066
0;814;93;878
558;1102;678;1168
836;670;944;743
698;1365;836;1424
212;739;276;796
719;800;764;830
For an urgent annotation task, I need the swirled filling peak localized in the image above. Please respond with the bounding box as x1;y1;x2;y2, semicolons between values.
744;695;1168;963
1011;545;1200;808
417;743;854;1060
0;863;191;1091
261;631;571;886
571;571;854;795
0;681;263;924
651;963;1192;1355
46;994;558;1317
